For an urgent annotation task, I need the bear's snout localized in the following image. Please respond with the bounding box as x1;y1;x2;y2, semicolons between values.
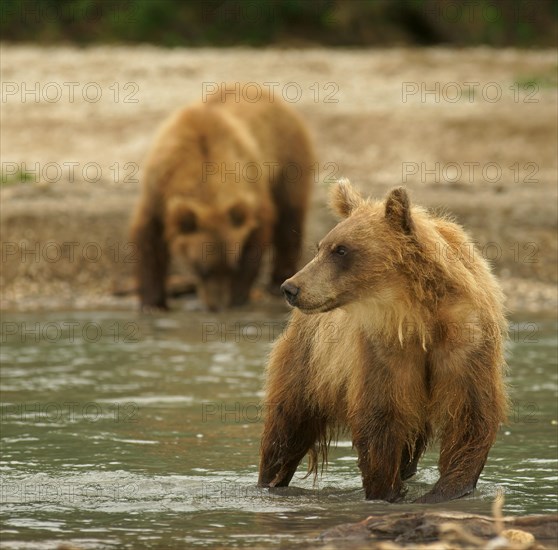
281;281;300;306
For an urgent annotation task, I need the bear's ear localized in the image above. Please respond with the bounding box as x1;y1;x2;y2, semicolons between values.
385;187;414;234
330;178;364;218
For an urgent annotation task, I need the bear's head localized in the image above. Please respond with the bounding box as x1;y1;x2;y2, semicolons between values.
166;196;258;311
281;179;416;314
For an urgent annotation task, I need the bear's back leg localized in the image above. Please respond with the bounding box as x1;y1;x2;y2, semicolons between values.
268;153;313;290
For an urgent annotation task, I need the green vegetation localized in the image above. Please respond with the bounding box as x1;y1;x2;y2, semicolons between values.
515;69;558;89
0;0;556;47
1;168;35;186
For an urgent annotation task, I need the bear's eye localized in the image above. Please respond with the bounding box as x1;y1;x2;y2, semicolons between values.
228;203;247;228
179;211;197;233
334;245;348;256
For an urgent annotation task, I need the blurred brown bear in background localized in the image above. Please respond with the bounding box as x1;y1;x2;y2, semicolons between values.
130;84;315;311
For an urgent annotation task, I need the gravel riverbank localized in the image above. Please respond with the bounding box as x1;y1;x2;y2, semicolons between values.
1;45;556;314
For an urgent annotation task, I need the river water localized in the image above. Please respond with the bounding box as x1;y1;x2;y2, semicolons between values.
1;308;556;549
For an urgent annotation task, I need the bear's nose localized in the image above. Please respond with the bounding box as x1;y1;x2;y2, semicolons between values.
281;281;300;305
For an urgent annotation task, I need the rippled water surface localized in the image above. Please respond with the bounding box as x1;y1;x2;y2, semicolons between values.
1;308;557;549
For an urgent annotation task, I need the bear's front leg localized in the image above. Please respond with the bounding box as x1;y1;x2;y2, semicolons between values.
414;420;494;504
400;430;430;481
130;206;169;311
259;316;325;488
258;403;325;488
416;346;507;504
351;341;428;502
231;228;264;306
352;419;407;502
269;203;308;291
414;406;498;504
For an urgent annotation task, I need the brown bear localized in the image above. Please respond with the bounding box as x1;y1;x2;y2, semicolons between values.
258;179;508;503
130;85;315;311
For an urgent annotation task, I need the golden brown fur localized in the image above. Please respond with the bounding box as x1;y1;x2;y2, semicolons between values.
130;85;315;311
259;179;508;503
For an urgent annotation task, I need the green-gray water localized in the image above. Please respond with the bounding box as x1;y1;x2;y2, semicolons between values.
1;308;557;549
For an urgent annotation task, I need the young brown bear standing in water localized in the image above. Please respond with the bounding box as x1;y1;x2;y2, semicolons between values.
259;180;508;503
130;85;314;311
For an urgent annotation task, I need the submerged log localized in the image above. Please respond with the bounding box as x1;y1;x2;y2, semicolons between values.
320;511;558;549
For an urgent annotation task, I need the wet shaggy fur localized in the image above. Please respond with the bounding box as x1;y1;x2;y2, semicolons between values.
130;85;315;311
258;179;508;503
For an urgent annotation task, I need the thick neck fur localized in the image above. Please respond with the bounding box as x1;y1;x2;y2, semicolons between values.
345;289;433;351
342;207;502;351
